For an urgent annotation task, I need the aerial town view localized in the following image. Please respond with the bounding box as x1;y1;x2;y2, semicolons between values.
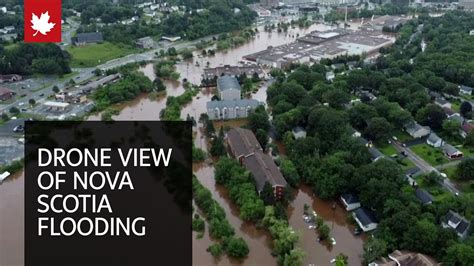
1;0;474;265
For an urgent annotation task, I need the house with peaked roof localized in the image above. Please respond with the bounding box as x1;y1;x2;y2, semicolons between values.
370;250;439;266
442;210;471;239
442;144;463;159
404;121;430;139
353;207;378;232
340;193;361;211
426;132;443;148
460;85;473;95
0;87;14;101
72;32;103;46
461;123;474;139
226;128;287;199
207;99;262;120
358;137;385;162
292;126;307;139
434;97;452;109
448;114;464;125
415;188;433;205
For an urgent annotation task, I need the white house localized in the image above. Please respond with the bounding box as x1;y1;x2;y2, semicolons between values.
426;132;443;148
217;75;241;101
435;97;452;109
460;85;473;95
442;144;463;159
292;127;307;139
353;208;378;232
442;210;471;239
405;121;430;138
340;193;360;211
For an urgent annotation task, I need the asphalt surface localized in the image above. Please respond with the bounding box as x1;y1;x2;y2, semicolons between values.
392;140;461;195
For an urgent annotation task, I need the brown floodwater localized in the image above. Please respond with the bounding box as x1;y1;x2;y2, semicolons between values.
1;23;368;266
0;171;24;266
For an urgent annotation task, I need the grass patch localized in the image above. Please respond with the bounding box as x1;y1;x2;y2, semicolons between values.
67;42;139;68
411;144;448;166
413;174;452;201
377;143;398;157
392;129;413;142
443;166;474;193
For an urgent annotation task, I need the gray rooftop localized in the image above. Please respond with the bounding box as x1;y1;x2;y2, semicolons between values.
207;99;262;109
442;143;460;155
217;75;241;92
354;208;377;226
415;188;433;205
445;210;470;236
73;32;103;44
427;132;442;143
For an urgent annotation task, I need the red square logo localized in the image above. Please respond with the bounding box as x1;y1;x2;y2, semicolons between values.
24;0;62;43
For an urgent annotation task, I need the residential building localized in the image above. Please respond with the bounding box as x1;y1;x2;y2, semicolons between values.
292;126;307;139
0;87;14;101
358;137;385;162
460;0;474;10
442;210;471;239
426;132;443;148
370;250;439;266
226;128;287;199
202;65;264;86
325;71;335;81
415;188;433;205
72;32;103;46
340;193;361;211
353;207;378;232
206;99;262;120
217;75;241;101
461;123;474;138
442;144;463;159
161;36;181;42
448;113;465;125
260;0;279;8
135;36;154;49
443;107;456;117
0;74;22;83
404;121;430;138
459;85;473;95
434;97;452;109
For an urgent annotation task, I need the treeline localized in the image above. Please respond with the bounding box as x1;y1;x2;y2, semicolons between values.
324;4;409;23
192;176;249;259
264;11;474;264
92;71;153;110
63;0;137;24
214;158;304;265
0;43;71;76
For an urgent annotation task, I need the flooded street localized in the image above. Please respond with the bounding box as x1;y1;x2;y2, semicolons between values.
0;172;24;266
0;22;367;266
289;186;366;265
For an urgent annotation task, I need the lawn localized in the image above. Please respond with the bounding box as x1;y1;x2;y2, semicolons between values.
413;175;452;201
410;144;448;166
392;129;413;142
378;143;398;157
443;165;474;193
66;42;139;68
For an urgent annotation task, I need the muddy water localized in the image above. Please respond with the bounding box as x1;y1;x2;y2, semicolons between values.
289;186;366;265
193;164;275;266
0;171;24;266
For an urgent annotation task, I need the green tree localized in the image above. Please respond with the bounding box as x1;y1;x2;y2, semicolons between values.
224;237;249;258
255;128;269;150
9;107;19;114
28;98;36;105
280;159;300;187
364;117;393;142
442;119;461;138
283;248;305;266
443;243;474;265
456;158;474;180
323;88;350;109
207;243;224;258
363;238;387;263
335;253;348;266
52;85;60;93
402;219;438;255
319;224;330;240
248;105;270;132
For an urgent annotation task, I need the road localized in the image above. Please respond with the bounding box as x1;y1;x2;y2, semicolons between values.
392;141;461;195
0;32;220;115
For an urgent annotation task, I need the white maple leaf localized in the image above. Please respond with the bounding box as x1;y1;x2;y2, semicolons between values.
31;12;55;36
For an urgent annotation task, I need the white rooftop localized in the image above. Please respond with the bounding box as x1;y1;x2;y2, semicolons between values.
44;101;70;108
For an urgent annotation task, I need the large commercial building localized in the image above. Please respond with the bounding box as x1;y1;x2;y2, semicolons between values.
244;17;399;68
207;75;263;120
260;0;279;8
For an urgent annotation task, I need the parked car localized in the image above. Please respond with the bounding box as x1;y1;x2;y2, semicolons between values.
13;125;24;133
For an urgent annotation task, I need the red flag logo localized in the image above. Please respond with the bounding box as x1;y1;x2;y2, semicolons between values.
24;0;62;43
